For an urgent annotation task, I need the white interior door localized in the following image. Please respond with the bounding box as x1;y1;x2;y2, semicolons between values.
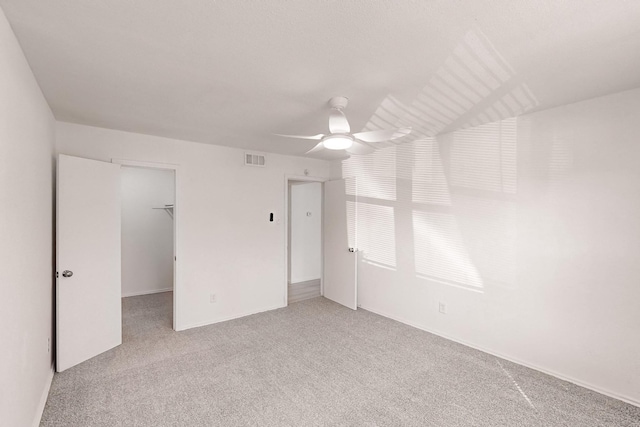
56;154;122;372
323;178;357;309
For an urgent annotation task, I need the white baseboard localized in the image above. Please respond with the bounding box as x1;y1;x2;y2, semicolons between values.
289;278;321;287
33;364;54;427
361;304;640;408
178;303;285;331
289;276;321;285
122;287;173;298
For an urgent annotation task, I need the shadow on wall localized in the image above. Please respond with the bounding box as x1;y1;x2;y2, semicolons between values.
344;118;521;292
343;110;580;294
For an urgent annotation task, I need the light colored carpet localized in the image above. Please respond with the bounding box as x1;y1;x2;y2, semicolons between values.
41;292;639;426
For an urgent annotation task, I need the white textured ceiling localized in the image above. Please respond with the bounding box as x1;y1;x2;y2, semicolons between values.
2;0;640;158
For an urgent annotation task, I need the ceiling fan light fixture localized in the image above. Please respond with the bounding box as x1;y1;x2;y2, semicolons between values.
322;134;353;150
276;96;411;154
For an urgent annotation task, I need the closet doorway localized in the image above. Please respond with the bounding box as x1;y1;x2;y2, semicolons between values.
116;159;178;332
286;178;323;304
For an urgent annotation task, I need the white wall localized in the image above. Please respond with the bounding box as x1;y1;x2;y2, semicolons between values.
289;182;322;283
0;7;55;427
341;87;640;405
121;167;174;297
55;122;332;329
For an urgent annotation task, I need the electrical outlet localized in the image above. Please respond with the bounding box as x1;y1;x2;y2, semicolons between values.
210;293;217;303
439;302;447;314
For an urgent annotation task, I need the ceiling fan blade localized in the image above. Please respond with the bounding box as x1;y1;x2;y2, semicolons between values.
353;127;412;143
274;133;325;140
329;109;351;134
305;142;325;154
346;140;375;155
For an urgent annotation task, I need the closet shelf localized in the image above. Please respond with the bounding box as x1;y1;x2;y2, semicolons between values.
152;204;174;219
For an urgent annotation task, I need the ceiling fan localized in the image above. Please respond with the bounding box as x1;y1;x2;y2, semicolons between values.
276;96;411;155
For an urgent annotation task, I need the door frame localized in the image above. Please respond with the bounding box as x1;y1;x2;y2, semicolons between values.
283;174;328;306
112;158;181;331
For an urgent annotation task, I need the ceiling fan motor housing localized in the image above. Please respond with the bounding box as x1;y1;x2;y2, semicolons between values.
329;96;349;110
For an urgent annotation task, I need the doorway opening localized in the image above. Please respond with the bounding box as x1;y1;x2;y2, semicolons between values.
286;178;324;304
117;161;178;332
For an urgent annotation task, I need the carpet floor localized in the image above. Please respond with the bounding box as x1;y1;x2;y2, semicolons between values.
41;293;640;426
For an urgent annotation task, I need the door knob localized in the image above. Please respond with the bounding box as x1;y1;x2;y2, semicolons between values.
62;270;73;278
348;248;357;253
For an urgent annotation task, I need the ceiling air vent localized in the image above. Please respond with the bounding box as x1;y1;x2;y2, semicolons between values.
245;153;266;167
